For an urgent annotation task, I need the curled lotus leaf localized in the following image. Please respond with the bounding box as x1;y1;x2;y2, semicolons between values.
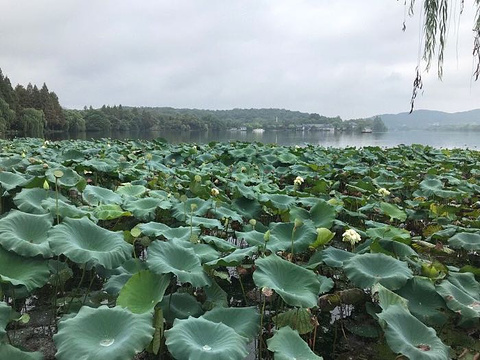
0;246;50;292
147;240;211;287
104;259;147;295
13;188;69;214
124;198;171;221
253;254;321;308
41;198;89;219
205;246;257;268
377;304;450;360
320;246;355;268
448;232;480;251
0;171;29;191
48;217;133;269
201;306;260;342
259;193;296;211
117;270;171;314
92;204;131;221
159;292;204;323
0;210;53;257
115;184;147;198
138;222;200;242
0;343;44;360
267;326;323;360
54;305;154;360
344;253;413;290
82;185;122;206
165;317;249;360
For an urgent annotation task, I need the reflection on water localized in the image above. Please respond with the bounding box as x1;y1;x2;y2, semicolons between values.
46;129;480;149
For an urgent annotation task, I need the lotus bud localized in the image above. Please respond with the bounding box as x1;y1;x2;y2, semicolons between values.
190;203;198;212
211;188;219;197
43;180;50;190
263;230;270;243
249;219;257;229
342;229;361;246
21;151;26;157
294;218;303;229
194;175;202;182
377;188;391;197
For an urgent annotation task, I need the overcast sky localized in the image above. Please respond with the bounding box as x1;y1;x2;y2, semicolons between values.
1;0;479;119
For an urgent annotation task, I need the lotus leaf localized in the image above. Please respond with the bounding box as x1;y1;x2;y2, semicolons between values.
253;254;322;308
0;210;53;257
115;184;147;198
13;188;69;214
201;306;260;341
267;326;323;360
448;232;480;251
0;343;44;360
82;185;122;206
436;272;480;326
159;292;204;323
273;308;315;334
396;277;448;326
41;197;89;219
54;305;154;360
260;193;296;211
165;316;249;360
0;171;29;191
231;197;261;219
267;221;317;253
201;235;238;252
0;246;50;291
0;301;12;338
379;202;407;222
235;230;266;247
190;216;223;229
320;246;355;267
138;222;200;242
92;204;131;220
147;240;211;287
46;167;86;190
82;158;118;172
124;198;171;221
203;280;228;309
104;259;147;295
366;225;411;244
418;177;459;199
205;246;257;268
211;206;243;223
172;198;211;221
377;304;450;360
344;253;413;290
117;270;170;314
48;217;133;269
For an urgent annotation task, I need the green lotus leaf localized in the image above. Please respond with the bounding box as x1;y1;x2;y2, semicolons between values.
203;280;228;309
147;240;211;287
212;206;243;223
0;246;50;291
267;326;323;360
418;177;459;199
138;222;200;242
115;184;147;198
201;235;238;252
369;239;418;259
0;171;29;191
82;185;122;206
344;253;413;290
377;304;450;360
205;246;257;268
0;301;12;338
366;225;411;244
82;158;118;173
373;283;409;311
253;254;321;308
104;259;147;295
159;292;204;323
235;230;266;247
309;199;336;228
0;210;53;257
260;193;296;211
231;197;261;219
124;197;171;221
54;305;154;360
190;216;223;229
317;274;334;294
92;204;131;221
0;343;43;360
202;306;260;341
172;198;212;222
48;217;133;269
310;228;335;249
46;167;86;190
117;270;171;314
177;241;220;264
13;188;69;214
268;221;317;253
396;277;448;327
436;272;480;326
379;202;407;222
41;197;89;219
165;316;249;360
320;246;355;267
448;232;480;251
59;148;86;163
273;308;315;335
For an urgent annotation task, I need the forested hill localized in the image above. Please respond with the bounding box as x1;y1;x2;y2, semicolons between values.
0;68;387;136
380;109;480;130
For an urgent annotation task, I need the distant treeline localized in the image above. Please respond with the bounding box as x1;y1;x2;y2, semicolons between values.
0;68;387;137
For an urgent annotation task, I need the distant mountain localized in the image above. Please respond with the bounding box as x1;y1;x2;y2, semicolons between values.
379;109;480;130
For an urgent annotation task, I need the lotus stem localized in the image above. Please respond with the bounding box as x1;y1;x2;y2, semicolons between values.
83;272;96;305
67;265;86;313
258;293;266;359
237;272;248;305
55;177;60;225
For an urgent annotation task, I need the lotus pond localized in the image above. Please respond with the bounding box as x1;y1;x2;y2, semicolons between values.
0;138;479;359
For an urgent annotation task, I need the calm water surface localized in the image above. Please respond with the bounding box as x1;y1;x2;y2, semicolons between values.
48;129;480;149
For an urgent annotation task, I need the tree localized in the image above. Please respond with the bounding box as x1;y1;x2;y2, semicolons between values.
405;0;480;111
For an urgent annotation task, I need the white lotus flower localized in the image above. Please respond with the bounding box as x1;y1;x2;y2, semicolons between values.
342;229;361;246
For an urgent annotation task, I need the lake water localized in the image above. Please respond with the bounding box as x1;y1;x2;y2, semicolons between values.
47;129;480;149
